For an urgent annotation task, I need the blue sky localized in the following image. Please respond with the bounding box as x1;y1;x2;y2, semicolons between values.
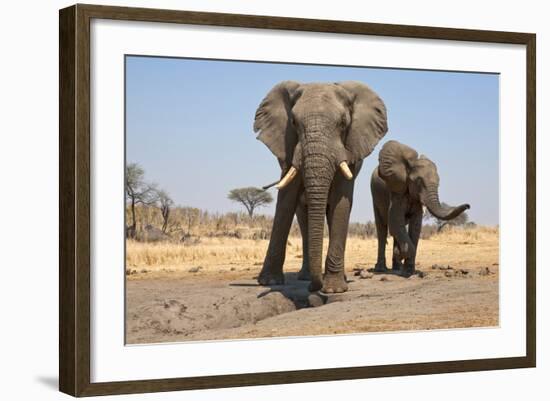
126;56;499;225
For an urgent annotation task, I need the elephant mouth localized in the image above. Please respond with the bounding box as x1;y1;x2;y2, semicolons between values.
273;160;353;190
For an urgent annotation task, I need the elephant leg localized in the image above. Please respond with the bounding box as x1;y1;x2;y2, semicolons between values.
388;193;415;261
296;201;311;281
404;206;423;275
258;175;301;286
392;238;404;271
323;174;354;293
373;207;388;272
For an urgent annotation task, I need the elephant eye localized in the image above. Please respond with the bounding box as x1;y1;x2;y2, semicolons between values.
340;114;347;127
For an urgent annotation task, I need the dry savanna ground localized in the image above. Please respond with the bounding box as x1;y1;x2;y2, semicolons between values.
126;226;499;344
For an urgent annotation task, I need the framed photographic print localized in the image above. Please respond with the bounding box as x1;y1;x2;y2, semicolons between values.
59;4;536;397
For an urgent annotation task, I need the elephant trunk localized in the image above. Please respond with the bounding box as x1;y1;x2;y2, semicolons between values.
422;185;470;221
303;127;336;292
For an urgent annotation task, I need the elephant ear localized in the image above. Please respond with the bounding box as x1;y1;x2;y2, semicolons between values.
253;81;301;165
336;81;388;164
378;140;419;194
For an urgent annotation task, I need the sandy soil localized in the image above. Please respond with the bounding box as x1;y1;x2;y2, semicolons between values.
126;232;499;344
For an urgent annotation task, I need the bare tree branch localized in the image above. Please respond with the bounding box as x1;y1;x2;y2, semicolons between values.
125;163;160;237
155;188;174;233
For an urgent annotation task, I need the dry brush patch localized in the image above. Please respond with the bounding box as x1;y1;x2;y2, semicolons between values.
126;226;499;276
126;238;269;271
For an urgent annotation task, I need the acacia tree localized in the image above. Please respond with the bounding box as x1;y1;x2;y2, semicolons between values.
423;202;470;232
227;187;273;217
125;163;158;238
155;189;174;234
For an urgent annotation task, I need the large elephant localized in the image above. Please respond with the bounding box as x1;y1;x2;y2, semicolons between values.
371;140;470;275
254;81;388;293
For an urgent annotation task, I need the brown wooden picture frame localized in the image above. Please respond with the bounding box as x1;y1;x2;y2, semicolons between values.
59;3;536;397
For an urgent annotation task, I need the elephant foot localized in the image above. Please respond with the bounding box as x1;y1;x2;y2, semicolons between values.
401;263;415;277
257;268;285;286
321;271;348;294
373;262;388;273
297;264;311;281
392;259;404;272
308;276;323;292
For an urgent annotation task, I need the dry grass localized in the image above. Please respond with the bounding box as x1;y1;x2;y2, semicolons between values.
431;225;499;242
126;238;268;269
126;226;499;276
346;225;498;271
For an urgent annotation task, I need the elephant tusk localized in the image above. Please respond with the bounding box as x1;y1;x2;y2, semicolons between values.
261;180;279;190
339;161;353;180
275;167;298;189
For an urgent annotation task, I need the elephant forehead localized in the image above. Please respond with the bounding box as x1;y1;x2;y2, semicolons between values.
293;86;347;118
415;157;435;168
297;83;340;101
300;82;334;91
414;158;439;180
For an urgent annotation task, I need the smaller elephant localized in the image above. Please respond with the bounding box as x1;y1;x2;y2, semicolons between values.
371;140;470;276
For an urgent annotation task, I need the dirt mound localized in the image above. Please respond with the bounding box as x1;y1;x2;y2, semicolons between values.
128;283;300;339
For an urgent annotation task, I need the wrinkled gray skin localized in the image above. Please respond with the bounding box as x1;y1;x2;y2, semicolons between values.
254;81;388;293
371;140;470;275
